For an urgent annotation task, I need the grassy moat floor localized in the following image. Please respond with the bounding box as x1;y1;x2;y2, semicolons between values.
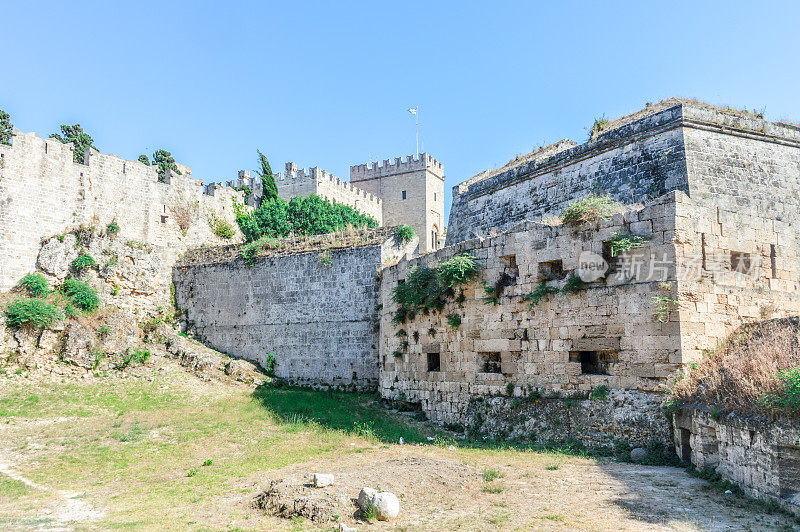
0;365;797;531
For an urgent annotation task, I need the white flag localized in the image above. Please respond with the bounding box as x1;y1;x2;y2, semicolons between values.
408;107;417;115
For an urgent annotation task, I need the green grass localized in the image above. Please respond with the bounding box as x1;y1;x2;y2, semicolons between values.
0;475;32;497
482;468;504;482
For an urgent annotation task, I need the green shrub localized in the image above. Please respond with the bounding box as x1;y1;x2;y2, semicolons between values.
235;194;377;243
71;252;96;272
208;210;235;239
589;116;610;138
49;124;94;163
761;367;800;415
106;220;120;236
438;254;482;288
63;303;78;318
525;283;559;307
255;150;278;202
61;279;100;311
0;109;12;146
394;225;415;246
152;149;181;182
97;324;112;338
605;232;650;256
262;353;276;376
137;154;150;165
318;251;332;267
446;313;461;328
119;348;151;369
561;194;621;226
4;298;63;328
17;274;50;297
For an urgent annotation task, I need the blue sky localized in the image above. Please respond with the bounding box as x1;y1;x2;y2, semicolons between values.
3;1;799;221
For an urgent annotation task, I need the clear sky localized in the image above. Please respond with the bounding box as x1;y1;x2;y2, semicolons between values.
3;1;799;222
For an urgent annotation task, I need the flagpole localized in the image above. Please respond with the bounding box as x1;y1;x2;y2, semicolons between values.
415;107;419;156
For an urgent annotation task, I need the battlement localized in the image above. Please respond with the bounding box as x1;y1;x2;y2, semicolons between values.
350;152;444;181
278;161;382;206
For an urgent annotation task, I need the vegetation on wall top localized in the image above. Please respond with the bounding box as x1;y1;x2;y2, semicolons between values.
138;154;150;165
152;149;182;182
50;124;95;164
561;194;622;226
394;225;415;246
0;109;12;146
235;194;377;243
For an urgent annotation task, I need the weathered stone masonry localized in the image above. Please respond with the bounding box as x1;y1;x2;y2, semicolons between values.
173;228;418;390
0;129;245;291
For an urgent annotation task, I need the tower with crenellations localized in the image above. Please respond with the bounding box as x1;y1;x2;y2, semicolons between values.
350;153;445;253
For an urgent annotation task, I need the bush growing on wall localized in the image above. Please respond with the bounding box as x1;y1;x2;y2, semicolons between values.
0;109;12;146
138;154;150;165
4;298;63;328
50;124;95;164
152;149;182;182
61;278;100;311
17;274;50;297
394;225;415;246
235;194;378;242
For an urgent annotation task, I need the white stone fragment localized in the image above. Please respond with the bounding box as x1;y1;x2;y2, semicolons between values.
312;473;334;487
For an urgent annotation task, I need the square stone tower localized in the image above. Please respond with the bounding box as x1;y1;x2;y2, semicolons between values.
350;153;445;253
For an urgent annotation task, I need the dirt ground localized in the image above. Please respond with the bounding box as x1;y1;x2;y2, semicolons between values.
0;362;795;531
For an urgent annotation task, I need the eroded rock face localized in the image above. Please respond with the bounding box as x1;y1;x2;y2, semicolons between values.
37;234;79;278
61;322;96;369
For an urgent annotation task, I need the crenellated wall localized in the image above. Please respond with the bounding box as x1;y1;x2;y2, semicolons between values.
276;162;383;223
0;129;247;290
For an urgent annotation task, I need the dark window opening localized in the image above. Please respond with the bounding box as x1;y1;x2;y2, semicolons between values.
731;251;753;274
679;428;692;464
479;352;502;374
160;215;168;224
501;254;519;277
569;350;619;375
701;233;708;271
538;259;566;281
427;352;440;372
434;192;437;201
402;190;407;200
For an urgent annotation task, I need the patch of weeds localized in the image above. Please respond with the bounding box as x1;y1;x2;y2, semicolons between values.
562;274;588;293
106;220;120;236
394;225;415;246
4;298;63;328
118;348;151;369
111;282;121;296
561;194;621;225
318;251;332;267
482;484;504;494
17;273;50;297
97;324;112;339
202;459;213;466
446;312;461;328
505;382;515;396
91;349;105;370
488;512;509;526
605;232;650;256
362;501;378;522
589;116;609;138
60;278;100;311
652;296;680;322
71;251;97;272
242;236;280;267
525;283;559;307
590;385;610;401
262;353;276;376
395;329;407;338
392;350;403;359
207;210;235;239
187;467;199;477
482;468;505;482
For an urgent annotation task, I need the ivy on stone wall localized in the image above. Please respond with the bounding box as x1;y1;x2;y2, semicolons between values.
0;110;12;146
235;194;378;242
50;124;95;164
152;150;182;182
256;150;278;202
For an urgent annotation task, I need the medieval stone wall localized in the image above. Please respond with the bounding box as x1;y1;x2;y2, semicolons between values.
378;193;687;443
173;228;418;390
674;409;800;516
0;129;245;291
276;163;384;223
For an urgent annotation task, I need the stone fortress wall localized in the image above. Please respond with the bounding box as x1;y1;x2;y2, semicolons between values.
446;99;800;246
0;129;246;291
173;228;418;389
351;153;445;253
